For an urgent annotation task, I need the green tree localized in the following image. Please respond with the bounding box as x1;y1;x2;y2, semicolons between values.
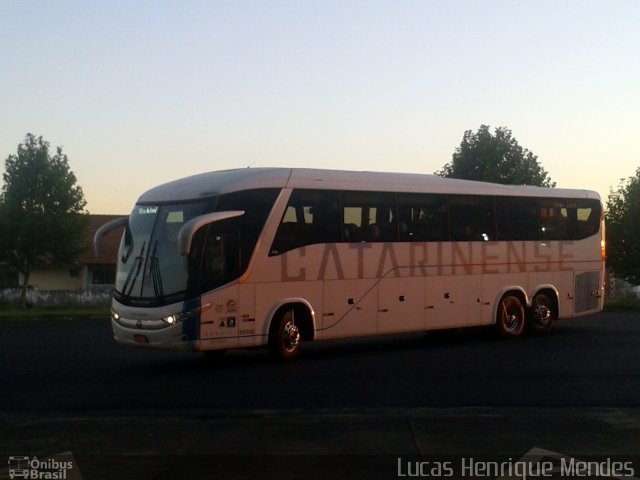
437;125;555;187
0;134;88;307
605;167;640;284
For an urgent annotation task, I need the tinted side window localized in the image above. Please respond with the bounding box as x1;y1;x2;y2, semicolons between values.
217;189;280;267
397;193;449;241
496;197;539;241
573;199;602;239
539;198;601;241
270;189;341;255
341;191;397;242
194;221;242;293
449;195;496;242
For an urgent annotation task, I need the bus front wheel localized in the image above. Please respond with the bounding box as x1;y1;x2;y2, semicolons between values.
496;295;525;338
269;309;301;360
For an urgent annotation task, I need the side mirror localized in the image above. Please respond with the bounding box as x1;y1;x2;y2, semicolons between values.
94;217;129;257
177;210;245;255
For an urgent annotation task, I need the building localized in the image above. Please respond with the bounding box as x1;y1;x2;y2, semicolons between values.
77;214;126;291
1;215;126;292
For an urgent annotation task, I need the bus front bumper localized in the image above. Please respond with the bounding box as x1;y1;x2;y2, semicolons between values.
111;317;198;352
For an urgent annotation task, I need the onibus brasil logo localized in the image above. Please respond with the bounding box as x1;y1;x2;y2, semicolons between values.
8;456;74;480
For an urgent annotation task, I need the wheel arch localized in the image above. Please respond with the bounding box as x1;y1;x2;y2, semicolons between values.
529;284;560;319
264;298;316;342
492;286;528;326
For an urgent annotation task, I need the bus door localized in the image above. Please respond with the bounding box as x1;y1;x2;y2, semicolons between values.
197;223;242;347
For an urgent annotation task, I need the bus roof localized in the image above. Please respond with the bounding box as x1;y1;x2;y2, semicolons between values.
138;167;601;204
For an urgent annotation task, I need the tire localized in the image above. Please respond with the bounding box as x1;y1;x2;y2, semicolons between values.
528;292;555;334
496;295;525;338
269;309;302;360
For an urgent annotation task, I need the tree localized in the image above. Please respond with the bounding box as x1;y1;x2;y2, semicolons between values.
605;167;640;284
0;134;88;307
437;125;555;187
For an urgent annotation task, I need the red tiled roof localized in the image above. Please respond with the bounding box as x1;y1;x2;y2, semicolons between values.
81;215;127;266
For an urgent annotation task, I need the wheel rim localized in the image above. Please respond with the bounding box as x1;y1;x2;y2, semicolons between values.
533;297;552;326
282;321;301;352
503;311;520;332
501;298;523;333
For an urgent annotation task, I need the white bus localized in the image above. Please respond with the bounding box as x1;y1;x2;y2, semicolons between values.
95;168;605;359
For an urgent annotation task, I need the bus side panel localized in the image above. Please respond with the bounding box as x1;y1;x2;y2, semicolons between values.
199;285;240;350
425;274;481;330
322;279;378;340
378;274;424;334
237;283;258;347
560;270;576;318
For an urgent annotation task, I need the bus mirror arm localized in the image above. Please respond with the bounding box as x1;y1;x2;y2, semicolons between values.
177;210;245;256
94;216;129;257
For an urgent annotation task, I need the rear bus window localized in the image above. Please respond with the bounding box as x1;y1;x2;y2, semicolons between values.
538;198;601;240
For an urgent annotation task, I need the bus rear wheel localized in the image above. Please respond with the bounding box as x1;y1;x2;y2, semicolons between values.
269;309;301;360
528;292;555;334
496;295;525;338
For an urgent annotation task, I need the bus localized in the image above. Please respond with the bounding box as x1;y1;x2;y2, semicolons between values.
95;168;605;359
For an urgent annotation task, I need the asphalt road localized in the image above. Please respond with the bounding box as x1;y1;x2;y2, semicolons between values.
1;311;639;413
2;312;640;479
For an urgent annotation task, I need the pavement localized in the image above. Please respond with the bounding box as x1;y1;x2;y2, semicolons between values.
2;407;640;479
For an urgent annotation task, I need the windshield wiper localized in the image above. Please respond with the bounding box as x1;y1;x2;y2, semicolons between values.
122;241;146;299
149;241;164;300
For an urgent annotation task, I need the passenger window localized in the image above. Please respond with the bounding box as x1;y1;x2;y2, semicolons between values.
449;195;496;242
539;199;601;240
270;189;341;255
495;197;539;241
341;191;396;242
343;206;363;242
397;193;449;242
282;206;297;223
538;200;568;240
216;188;279;267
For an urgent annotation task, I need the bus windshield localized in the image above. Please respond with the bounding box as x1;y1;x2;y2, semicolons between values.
115;202;210;305
113;188;280;307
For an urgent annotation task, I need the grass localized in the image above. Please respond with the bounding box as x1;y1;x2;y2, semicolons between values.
0;303;110;319
604;297;640;312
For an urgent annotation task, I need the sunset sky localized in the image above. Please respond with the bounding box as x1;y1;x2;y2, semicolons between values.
1;0;638;214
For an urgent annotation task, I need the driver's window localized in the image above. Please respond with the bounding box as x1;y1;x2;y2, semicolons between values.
199;225;241;292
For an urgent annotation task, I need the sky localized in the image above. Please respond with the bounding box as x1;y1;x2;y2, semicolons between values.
1;0;638;214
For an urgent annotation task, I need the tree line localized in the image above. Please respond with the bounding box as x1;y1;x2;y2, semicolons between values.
1;128;638;308
0;134;87;307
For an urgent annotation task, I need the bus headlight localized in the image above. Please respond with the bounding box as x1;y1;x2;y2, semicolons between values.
163;315;178;325
162;305;205;325
162;312;191;325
